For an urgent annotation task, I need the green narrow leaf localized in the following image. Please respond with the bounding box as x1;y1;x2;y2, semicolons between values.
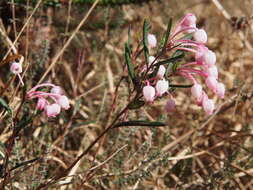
125;43;136;84
169;84;193;88
16;114;33;129
128;100;145;110
172;61;183;73
0;98;12;114
160;18;172;51
113;120;166;128
143;19;150;66
155;52;184;67
165;50;185;76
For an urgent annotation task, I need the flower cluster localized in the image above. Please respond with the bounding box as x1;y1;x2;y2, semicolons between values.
142;13;225;115
142;35;175;112
27;83;70;117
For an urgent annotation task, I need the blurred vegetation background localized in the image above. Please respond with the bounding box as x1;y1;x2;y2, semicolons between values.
0;0;253;189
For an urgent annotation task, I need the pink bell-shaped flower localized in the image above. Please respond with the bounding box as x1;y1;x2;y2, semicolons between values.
157;65;166;79
143;85;156;102
57;95;70;110
181;13;197;29
205;65;218;79
165;99;176;113
216;82;225;99
195;46;208;64
155;79;169;97
50;86;63;95
193;29;207;43
36;98;47;111
204;50;216;66
191;83;203;101
205;76;218;93
10;62;22;74
147;34;157;48
45;103;61;117
202;98;215;115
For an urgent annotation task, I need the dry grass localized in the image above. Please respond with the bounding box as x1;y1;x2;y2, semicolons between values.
0;0;253;189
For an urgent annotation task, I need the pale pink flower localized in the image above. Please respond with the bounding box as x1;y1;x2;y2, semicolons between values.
216;82;225;99
191;83;203;101
143;85;156;102
205;76;218;92
157;65;166;79
50;86;63;95
195;47;216;67
147;34;157;48
36;98;47;111
203;50;216;66
57;95;70;110
165;99;176;112
195;46;208;64
202;98;215;115
10;62;22;74
155;79;169;97
10;61;24;86
45;103;61;117
205;65;218;79
193;29;207;43
180;13;197;32
196;91;208;106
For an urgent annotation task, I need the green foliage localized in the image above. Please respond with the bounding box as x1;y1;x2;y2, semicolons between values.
159;18;172;51
114;120;166;128
128;99;145;109
124;43;137;86
143;19;150;67
0;97;12;114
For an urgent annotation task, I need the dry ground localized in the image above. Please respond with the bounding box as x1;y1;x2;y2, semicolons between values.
0;0;253;189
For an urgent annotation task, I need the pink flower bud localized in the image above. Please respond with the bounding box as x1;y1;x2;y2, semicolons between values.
143;85;156;102
195;46;208;64
10;62;22;74
45;103;61;117
205;76;218;93
196;91;208;106
204;50;216;66
202;98;215;115
191;83;203;101
36;98;47;111
50;86;63;95
155;79;169;97
216;82;225;99
193;29;207;43
165;99;176;112
147;34;157;48
205;65;218;79
180;13;197;32
57;95;70;110
157;65;166;79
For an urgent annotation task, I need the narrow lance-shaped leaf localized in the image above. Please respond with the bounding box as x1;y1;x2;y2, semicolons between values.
165;50;185;76
143;19;150;66
125;43;136;84
113;120;166;129
169;84;193;88
0;98;12;114
128;99;145;110
154;52;184;67
160;18;172;51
